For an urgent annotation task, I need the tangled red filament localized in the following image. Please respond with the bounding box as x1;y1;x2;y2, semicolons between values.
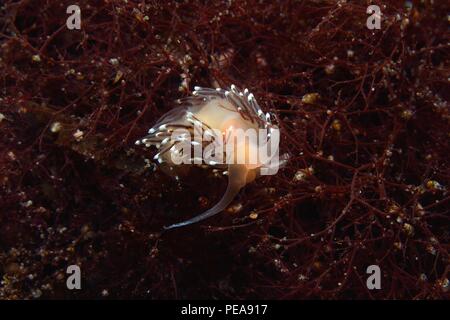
0;0;448;299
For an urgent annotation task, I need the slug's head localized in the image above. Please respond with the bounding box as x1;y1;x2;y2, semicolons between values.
193;85;281;176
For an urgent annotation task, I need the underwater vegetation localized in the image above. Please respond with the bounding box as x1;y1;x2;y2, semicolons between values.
0;0;449;299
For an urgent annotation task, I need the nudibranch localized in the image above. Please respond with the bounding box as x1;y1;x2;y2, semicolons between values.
136;85;284;230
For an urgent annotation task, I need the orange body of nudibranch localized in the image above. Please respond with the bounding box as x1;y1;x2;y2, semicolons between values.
136;85;285;230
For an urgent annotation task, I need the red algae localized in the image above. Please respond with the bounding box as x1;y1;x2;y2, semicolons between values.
0;0;448;299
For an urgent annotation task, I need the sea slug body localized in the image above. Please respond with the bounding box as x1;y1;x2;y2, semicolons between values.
136;85;285;230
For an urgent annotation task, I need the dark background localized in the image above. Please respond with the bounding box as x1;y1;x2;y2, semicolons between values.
0;0;448;299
